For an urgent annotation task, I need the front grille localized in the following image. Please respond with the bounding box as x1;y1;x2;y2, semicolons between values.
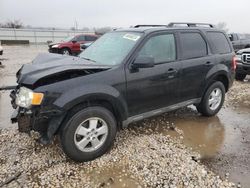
242;53;250;64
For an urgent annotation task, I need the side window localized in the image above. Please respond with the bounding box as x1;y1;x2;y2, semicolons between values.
85;36;98;41
75;35;85;41
180;32;207;59
138;34;176;63
207;32;232;54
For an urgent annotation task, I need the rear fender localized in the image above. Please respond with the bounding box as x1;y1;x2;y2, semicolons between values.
201;64;231;96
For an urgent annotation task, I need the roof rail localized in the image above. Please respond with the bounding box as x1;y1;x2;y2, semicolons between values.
134;25;168;28
168;22;215;28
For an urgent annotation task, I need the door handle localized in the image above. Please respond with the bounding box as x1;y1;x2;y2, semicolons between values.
166;68;178;79
204;61;214;66
167;68;178;74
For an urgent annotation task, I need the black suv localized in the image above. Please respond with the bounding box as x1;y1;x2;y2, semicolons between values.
10;23;235;162
235;48;250;80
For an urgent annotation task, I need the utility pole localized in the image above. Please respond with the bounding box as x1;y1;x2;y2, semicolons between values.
75;20;78;31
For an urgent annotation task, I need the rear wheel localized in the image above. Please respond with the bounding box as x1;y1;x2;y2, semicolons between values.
196;81;225;117
60;106;117;162
235;73;246;81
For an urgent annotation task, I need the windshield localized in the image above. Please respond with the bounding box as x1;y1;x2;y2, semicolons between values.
79;32;142;65
62;36;75;42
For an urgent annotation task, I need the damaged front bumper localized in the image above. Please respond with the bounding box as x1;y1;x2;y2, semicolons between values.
10;90;66;144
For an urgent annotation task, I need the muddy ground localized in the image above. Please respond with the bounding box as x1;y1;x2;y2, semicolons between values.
0;45;250;187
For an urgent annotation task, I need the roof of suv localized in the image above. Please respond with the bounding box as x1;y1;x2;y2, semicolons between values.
116;23;220;34
117;26;219;34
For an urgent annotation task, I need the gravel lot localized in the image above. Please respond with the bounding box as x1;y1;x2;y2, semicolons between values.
0;45;250;187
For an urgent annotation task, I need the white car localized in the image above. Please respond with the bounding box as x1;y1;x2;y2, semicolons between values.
0;45;3;55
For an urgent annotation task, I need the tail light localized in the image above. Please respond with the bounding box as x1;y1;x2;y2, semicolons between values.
232;55;237;71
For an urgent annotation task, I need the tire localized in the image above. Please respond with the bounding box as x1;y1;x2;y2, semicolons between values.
235;73;246;81
61;48;71;55
196;81;225;117
60;106;117;162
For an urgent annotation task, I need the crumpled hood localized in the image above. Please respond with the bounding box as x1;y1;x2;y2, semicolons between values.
17;53;111;86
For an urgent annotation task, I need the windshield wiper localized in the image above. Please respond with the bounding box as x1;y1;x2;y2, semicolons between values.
80;57;96;63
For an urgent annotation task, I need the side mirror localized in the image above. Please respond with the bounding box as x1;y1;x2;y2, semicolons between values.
132;56;155;69
72;40;77;43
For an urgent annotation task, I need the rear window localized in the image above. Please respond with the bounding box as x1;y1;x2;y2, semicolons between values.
85;36;98;41
180;32;207;59
207;32;232;54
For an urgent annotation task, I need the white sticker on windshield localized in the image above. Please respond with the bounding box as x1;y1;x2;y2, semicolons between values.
123;33;140;41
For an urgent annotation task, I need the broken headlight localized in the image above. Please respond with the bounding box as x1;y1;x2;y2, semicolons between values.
16;87;44;108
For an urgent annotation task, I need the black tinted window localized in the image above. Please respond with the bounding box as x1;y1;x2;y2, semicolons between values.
207;32;231;54
180;32;207;59
75;35;85;41
85;36;98;41
138;34;176;63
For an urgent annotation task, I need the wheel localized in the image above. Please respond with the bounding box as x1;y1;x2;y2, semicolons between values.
196;81;225;117
235;73;246;81
60;106;117;162
61;48;71;55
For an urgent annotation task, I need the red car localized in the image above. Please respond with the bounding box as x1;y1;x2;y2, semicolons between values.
48;34;98;55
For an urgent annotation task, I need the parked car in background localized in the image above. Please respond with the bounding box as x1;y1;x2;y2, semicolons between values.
48;34;98;55
235;48;250;80
228;33;250;52
10;23;235;162
0;45;3;55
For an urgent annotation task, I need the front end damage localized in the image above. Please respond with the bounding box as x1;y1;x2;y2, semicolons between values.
10;88;66;144
9;53;110;144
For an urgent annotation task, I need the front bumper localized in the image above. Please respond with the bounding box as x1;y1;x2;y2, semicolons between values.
48;48;60;54
236;62;250;74
10;89;66;143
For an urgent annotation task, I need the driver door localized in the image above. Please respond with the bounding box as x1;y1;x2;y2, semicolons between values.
125;32;181;116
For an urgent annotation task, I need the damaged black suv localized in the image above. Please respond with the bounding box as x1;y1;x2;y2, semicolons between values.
10;23;235;162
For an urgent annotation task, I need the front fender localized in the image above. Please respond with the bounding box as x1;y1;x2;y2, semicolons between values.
53;84;128;120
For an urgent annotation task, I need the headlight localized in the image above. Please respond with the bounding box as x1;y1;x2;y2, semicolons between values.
236;54;242;61
52;44;59;48
16;87;44;108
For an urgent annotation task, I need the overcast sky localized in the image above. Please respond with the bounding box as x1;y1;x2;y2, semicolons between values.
0;0;250;32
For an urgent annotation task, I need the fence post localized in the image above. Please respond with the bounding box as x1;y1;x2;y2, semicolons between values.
52;30;54;42
13;28;17;40
34;30;37;45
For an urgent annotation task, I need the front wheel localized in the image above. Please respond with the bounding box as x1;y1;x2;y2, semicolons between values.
60;106;117;162
196;81;225;117
61;48;71;55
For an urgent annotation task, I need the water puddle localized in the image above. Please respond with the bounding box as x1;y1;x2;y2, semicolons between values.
129;106;250;187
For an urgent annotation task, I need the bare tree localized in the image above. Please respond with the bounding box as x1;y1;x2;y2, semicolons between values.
95;27;112;35
82;27;90;31
216;22;229;33
0;20;24;29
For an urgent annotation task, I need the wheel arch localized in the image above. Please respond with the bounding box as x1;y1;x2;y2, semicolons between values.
203;71;230;96
60;47;72;54
54;85;128;129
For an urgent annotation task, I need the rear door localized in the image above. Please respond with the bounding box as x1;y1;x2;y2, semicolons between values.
125;32;182;116
178;30;214;102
